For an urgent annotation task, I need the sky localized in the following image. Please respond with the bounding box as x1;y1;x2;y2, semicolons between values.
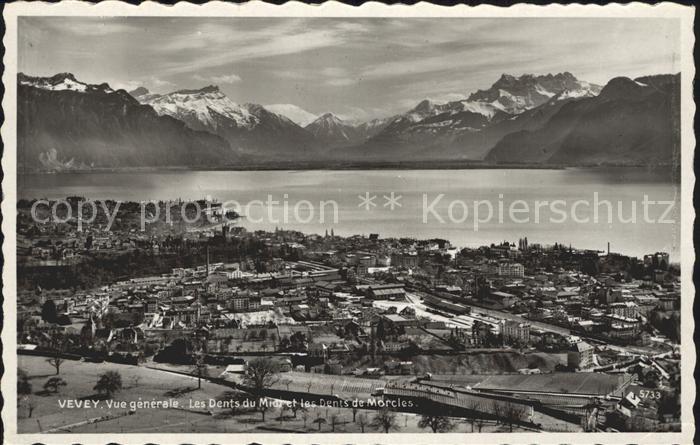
19;17;680;122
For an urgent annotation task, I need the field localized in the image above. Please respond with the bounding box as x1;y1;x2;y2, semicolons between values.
343;351;566;375
426;372;625;395
17;355;530;433
271;371;384;399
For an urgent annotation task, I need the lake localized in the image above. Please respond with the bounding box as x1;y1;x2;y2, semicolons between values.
18;168;681;261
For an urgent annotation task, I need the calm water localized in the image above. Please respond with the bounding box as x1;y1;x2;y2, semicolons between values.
19;168;681;260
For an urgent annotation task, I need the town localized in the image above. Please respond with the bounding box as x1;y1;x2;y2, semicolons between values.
16;198;681;433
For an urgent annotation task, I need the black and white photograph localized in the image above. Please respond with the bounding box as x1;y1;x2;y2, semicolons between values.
2;2;695;444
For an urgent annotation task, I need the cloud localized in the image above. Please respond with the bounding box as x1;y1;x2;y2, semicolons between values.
112;77;174;93
151;78;175;89
335;105;393;124
194;73;242;84
26;18;139;36
321;67;347;77
326;78;356;87
156;20;367;76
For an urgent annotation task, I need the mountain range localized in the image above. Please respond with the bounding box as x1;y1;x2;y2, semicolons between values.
17;71;680;171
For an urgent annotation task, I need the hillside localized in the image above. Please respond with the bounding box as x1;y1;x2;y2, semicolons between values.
18;73;234;171
485;74;681;166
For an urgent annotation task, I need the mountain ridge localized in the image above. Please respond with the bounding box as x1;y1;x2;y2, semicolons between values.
17;71;679;170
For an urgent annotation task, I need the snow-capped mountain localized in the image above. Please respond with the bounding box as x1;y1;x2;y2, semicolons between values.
466;72;601;115
264;104;318;127
485;74;680;165
355;117;393;140
305;113;359;145
135;85;260;132
17;70;677;169
132;85;316;158
20;72;115;94
127;86;161;102
18;73;232;170
352;72;603;161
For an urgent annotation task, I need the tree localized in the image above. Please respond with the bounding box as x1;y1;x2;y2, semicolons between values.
330;413;341;432
216;390;247;416
26;398;36;419
44;377;67;394
357;413;368;432
313;414;327;431
503;403;526;432
243;357;279;392
46;338;67;375
371;408;400;433
258;397;272;421
18;369;32;396
418;415;456;433
279;403;293;421
465;400;482;432
492;403;505;425
291;401;306;419
41;300;58;324
192;356;209;390
301;409;311;429
94;371;123;397
18;369;33;418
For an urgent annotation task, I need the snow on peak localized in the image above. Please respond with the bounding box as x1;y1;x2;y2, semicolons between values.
466;72;601;115
456;100;503;119
139;86;259;130
19;72;114;94
264;104;317;127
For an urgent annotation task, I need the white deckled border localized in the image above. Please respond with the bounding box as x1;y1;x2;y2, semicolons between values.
1;2;695;445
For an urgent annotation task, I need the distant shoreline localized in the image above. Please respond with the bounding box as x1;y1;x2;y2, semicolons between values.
19;161;680;175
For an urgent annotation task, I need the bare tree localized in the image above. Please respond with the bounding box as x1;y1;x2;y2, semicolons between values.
465;400;482;432
291;401;306;419
371;408;400;433
503;403;526;432
243;357;279;392
492;403;505;425
301;409;310;429
314;414;327;431
330;413;341;432
46;338;67;375
192;354;208;390
26;398;36;419
257;397;272;421
418;415;456;433
357;413;368;432
279;403;292;421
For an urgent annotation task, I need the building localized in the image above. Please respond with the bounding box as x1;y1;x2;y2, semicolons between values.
644;252;670;270
501;319;530;345
498;262;524;278
368;284;406;300
390;252;419;268
568;341;594;370
609;301;638;319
